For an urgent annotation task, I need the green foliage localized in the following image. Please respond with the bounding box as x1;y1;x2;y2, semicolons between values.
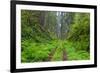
21;10;90;62
64;41;90;60
52;48;62;61
67;50;90;60
21;40;58;62
67;13;90;52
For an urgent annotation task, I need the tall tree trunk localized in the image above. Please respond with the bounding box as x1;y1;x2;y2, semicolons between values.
40;11;46;27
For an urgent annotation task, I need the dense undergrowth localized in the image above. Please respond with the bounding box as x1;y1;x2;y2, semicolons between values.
21;40;90;62
21;10;90;63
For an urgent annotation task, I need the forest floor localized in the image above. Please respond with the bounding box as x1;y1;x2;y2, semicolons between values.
48;48;57;61
63;49;67;61
21;40;90;62
48;48;68;61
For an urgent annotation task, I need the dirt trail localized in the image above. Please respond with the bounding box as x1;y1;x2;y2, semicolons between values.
48;48;68;61
62;49;67;61
48;48;57;61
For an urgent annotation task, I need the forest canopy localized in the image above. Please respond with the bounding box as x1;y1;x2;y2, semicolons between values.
21;10;90;62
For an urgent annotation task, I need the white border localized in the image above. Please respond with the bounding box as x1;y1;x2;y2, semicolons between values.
16;5;94;69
